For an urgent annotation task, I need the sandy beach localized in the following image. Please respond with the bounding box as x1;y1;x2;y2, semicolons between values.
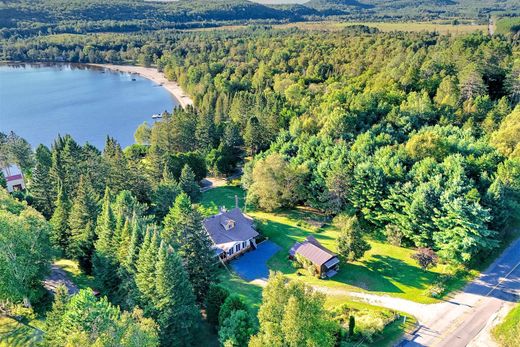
88;64;193;108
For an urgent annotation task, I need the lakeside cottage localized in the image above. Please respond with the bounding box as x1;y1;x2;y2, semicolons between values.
203;207;259;262
289;235;340;278
1;164;25;192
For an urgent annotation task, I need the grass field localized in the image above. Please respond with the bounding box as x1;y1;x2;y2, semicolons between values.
190;20;488;35
200;185;475;304
492;304;520;347
495;17;520;35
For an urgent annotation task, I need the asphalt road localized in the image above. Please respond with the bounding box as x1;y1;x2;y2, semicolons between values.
400;238;520;347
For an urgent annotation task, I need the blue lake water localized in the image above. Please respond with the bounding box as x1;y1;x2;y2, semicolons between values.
0;63;177;149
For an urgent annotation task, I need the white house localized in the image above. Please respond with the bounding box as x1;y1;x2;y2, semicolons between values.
1;164;25;192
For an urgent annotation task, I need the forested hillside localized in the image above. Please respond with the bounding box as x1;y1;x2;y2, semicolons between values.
1;11;520;346
1;0;519;38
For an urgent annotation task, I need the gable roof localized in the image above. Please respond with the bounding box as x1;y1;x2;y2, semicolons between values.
203;208;258;251
289;235;337;267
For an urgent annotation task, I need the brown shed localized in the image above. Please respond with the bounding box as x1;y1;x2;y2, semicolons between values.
289;236;339;278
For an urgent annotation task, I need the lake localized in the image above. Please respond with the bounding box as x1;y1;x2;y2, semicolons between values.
0;63;177;149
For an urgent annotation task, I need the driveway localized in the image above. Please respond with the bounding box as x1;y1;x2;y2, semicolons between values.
398;237;520;347
230;241;281;281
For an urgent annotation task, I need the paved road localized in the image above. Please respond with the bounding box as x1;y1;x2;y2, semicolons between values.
400;238;520;347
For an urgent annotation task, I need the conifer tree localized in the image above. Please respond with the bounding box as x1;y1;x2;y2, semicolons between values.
135;227;160;313
163;193;216;302
50;183;71;253
31;144;55;218
152;169;181;222
178;164;201;202
103;137;131;194
68;175;99;272
154;242;200;346
118;217;142;309
93;187;119;297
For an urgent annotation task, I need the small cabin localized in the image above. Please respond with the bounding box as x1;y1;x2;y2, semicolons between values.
289;236;339;278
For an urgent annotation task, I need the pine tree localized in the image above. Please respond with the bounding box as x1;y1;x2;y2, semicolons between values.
68;175;99;272
152;171;181;222
31;145;55;218
93;187;119;297
50;183;71;254
178;164;201;202
103;137;131;194
205;284;230;326
135;227;160;313
118;217;142;309
162;193;216;302
154;243;200;346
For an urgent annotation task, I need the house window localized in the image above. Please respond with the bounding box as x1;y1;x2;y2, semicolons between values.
236;243;241;252
242;241;247;248
228;248;234;256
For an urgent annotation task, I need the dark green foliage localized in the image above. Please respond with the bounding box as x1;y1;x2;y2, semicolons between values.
205;284;230;326
30;145;54;218
154;243;200;346
92;187;120;298
178;164;201;202
67;175;99;272
164;152;207;183
348;315;355;337
336;215;371;262
218;294;248;326
44;289;159;346
49;185;71;254
218;309;255;347
162;193;216;302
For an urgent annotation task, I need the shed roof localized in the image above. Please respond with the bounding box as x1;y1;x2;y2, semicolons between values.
289;235;337;267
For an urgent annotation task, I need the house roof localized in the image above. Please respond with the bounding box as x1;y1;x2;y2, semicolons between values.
289;235;337;267
203;208;258;251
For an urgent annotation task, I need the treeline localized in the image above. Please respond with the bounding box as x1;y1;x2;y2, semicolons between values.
0;0;312;38
2;0;519;40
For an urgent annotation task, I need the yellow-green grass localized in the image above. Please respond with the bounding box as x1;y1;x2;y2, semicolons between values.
53;259;97;290
492;304;520;347
189;21;487;35
201;186;475;304
325;295;417;347
276;21;487;35
0;317;45;346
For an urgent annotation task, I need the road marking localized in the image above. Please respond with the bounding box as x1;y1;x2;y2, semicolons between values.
431;259;520;347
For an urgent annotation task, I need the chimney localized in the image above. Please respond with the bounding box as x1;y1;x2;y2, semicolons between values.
235;195;239;209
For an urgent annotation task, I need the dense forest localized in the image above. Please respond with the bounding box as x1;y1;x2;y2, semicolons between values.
1;0;519;38
1;7;520;346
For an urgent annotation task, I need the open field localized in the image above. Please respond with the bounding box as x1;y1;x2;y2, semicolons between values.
189;20;488;35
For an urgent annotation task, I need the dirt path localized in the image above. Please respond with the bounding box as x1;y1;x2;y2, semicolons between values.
43;265;79;295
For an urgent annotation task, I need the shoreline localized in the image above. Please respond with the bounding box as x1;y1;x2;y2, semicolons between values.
88;63;193;109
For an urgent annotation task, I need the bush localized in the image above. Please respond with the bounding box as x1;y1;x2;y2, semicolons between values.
425;274;452;298
332;304;397;343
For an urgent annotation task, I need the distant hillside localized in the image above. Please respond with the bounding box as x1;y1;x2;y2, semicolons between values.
305;0;519;19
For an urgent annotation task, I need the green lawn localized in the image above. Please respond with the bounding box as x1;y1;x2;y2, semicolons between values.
201;186;474;304
492;304;520;347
